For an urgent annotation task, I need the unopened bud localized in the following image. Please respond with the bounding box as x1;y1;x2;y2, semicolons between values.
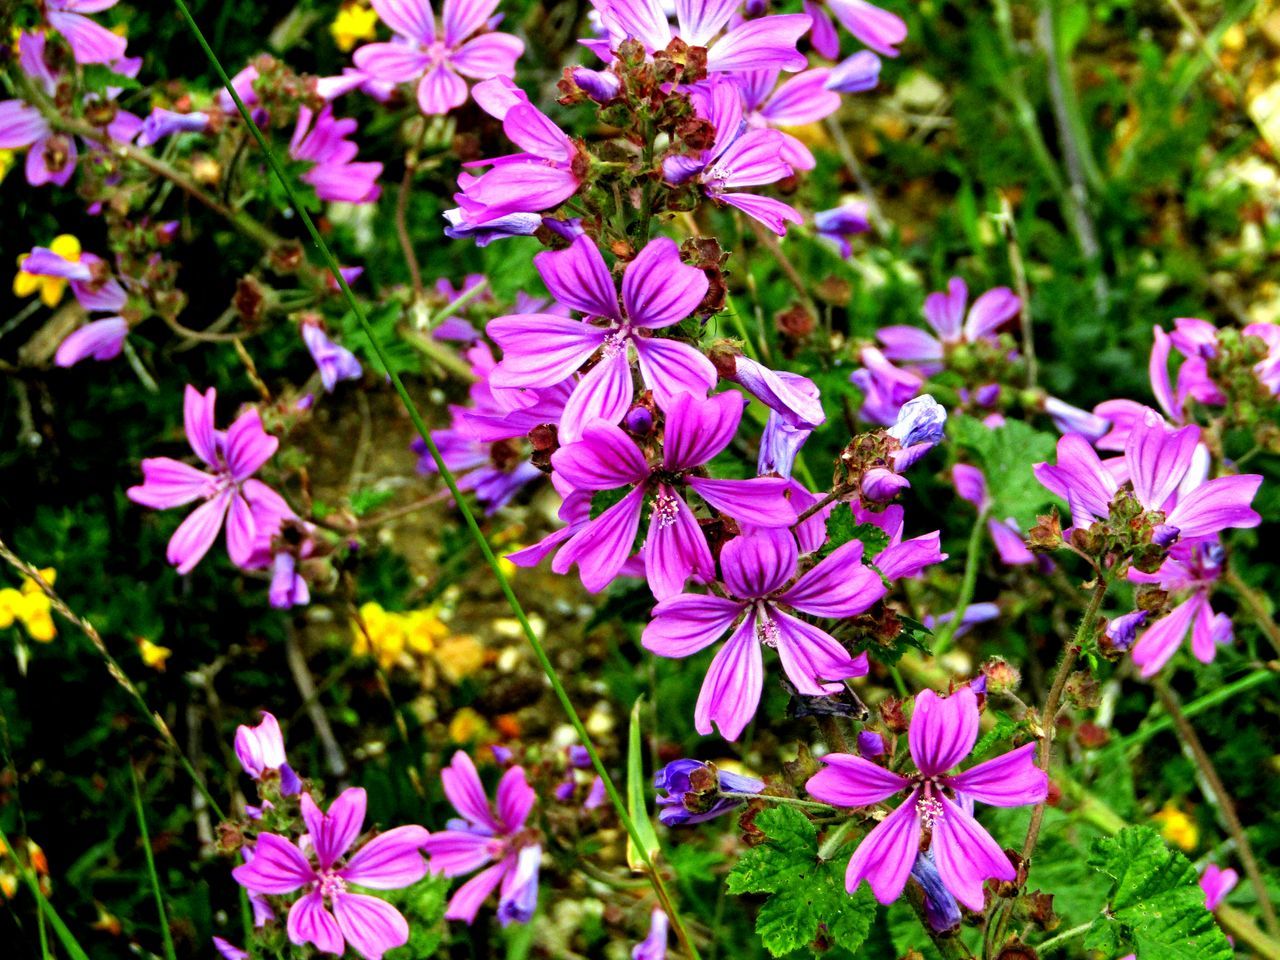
980;657;1021;696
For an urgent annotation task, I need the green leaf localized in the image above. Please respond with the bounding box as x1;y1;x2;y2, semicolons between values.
726;806;876;956
625;697;661;872
970;710;1019;760
1085;827;1233;960
821;509;890;561
855;615;933;666
948;414;1061;528
82;64;142;94
350;488;397;517
590;486;630;520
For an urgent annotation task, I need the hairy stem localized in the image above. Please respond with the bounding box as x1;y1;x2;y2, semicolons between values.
1224;566;1280;658
172;2;701;953
1154;679;1279;937
932;509;988;657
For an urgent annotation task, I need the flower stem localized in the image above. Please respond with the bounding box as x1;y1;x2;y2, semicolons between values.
932;509;987;657
721;792;835;813
1034;921;1091;955
170;2;701;954
0;822;90;960
1153;678;1280;937
130;765;178;960
1115;667;1279;755
1223;566;1280;658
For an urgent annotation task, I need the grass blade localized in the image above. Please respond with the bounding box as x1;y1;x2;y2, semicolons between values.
626;697;661;872
0;822;91;960
130;765;178;960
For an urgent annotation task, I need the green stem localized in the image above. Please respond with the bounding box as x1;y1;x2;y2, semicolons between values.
130;765;178;960
0;823;91;960
721;792;834;813
721;293;761;362
1115;667;1279;755
1035;921;1091;955
932;509;987;657
427;277;490;329
1224;567;1280;658
171;3;700;955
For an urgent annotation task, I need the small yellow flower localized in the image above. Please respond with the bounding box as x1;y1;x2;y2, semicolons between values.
331;2;378;52
13;236;81;308
137;637;173;671
448;707;489;744
1152;802;1198;851
0;569;57;642
403;608;449;654
352;601;406;670
0;150;14;183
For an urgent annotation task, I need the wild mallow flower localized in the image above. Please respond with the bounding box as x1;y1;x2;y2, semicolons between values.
127;386;292;574
451;78;584;229
643;527;884;740
1201;863;1238;911
488;235;714;441
301;318;363;392
850;501;947;580
815;202;871;258
587;0;811;75
234;711;302;796
550;392;798;599
826;50;883;93
654;759;764;825
805;0;907;58
1127;537;1232;677
290;107;383;204
664;80;802;235
877;277;1020;376
422;751;541;925
911;852;963;932
851;346;924;426
806;685;1048;910
233;788;430;960
952;464;1034;566
136;107;210;147
737;68;842;172
1034;408;1261;546
719;353;825;479
633;909;669;960
352;0;524;115
43;0;128;65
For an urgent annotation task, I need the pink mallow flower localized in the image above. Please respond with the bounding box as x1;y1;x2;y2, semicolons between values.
487;234;714;442
234;711;302;796
1201;863;1238;911
876;276;1020;377
353;0;524;115
127;386;291;574
16;240;131;367
806;685;1047;911
1127;537;1232;677
233;787;430;960
422;751;542;925
643;526;884;740
44;0;128;65
289;106;383;204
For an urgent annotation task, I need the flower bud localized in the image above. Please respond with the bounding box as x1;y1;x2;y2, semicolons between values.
980;657;1022;696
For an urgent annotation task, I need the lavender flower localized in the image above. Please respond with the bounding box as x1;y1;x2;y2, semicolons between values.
826;50;883;93
234;711;302;796
806;685;1047;910
643;527;884;740
550;392;798;599
815;202;871;258
301;320;363;392
127;386;291;574
1128;538;1232;677
290;107;383;204
737;69;842;172
422;751;541;925
877;276;1020;377
44;0;128;65
1201;864;1238;911
351;0;524;115
633;908;669;960
654;759;764;825
233;788;430;960
488;235;713;441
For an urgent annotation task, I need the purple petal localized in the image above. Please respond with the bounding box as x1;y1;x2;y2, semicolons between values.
675;0;737;45
1124;412;1199;511
47;10;127;63
445;861;507;923
1165;474;1262;538
232;834;314;894
710;129;794;187
806;753;911;807
444;0;499;44
1131;593;1202;677
606;0;673;51
452;32;524;79
352;42;432;81
988;519;1034;566
687;475;797;526
183;384;219;468
558;351;635;443
715;192;803;236
644;485;714;600
923;278;967;341
371;0;436;41
127;458;214;510
442;751;501;832
459;161;580;220
827;50;882;93
167;491;231;574
643;593;745;657
487;314;605;386
876;532;946;580
770;608;869;694
224;492;259;569
1034;434;1117;523
224;408;278;481
662;391;742;470
551;420;648;490
878;325;943;364
341;826;431;889
422;829;498;875
534;236;619;319
945;743;1047;807
287;890;345;955
719;528;797;599
908;687;979;778
554;486;646;592
502;104;573;160
845;789;922;903
930;793;1015;911
760;69;841;125
827;0;907;57
952;464;988;509
694;611;764;740
622;237;709;329
707;14;811;73
55;316;128;366
633;337;718;408
332;893;410;960
417;62;469;114
963;287;1019;341
1150;326;1179;421
726;356;824;428
302;788;367;869
496;766;536;833
0;99;48;149
781;540;886;617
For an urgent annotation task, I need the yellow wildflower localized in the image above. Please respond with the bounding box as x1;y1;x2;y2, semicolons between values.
0;872;16;900
0;568;57;642
137;637;173;671
0;150;14;183
403;607;449;654
1152;802;1198;851
448;707;489;744
352;601;406;670
13;236;81;308
331;2;378;52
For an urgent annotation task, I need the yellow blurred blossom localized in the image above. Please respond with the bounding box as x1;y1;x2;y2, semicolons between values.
1152;802;1198;851
352;601;456;670
448;706;489;744
0;149;14;183
403;608;449;654
13;235;81;308
331;2;378;52
435;634;485;683
0;872;16;901
137;637;173;671
0;568;57;642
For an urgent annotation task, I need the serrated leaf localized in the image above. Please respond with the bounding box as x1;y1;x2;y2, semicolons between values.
948;414;1061;528
726;806;876;956
1085;827;1233;960
625;697;661;872
970;710;1018;761
820;509;889;560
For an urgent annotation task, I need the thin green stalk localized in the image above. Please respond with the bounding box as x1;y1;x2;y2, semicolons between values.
170;3;700;955
721;292;762;362
1035;921;1091;955
130;765;178;960
1116;668;1279;755
428;278;490;329
932;509;987;657
721;792;834;813
238;889;259;960
0;823;91;960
